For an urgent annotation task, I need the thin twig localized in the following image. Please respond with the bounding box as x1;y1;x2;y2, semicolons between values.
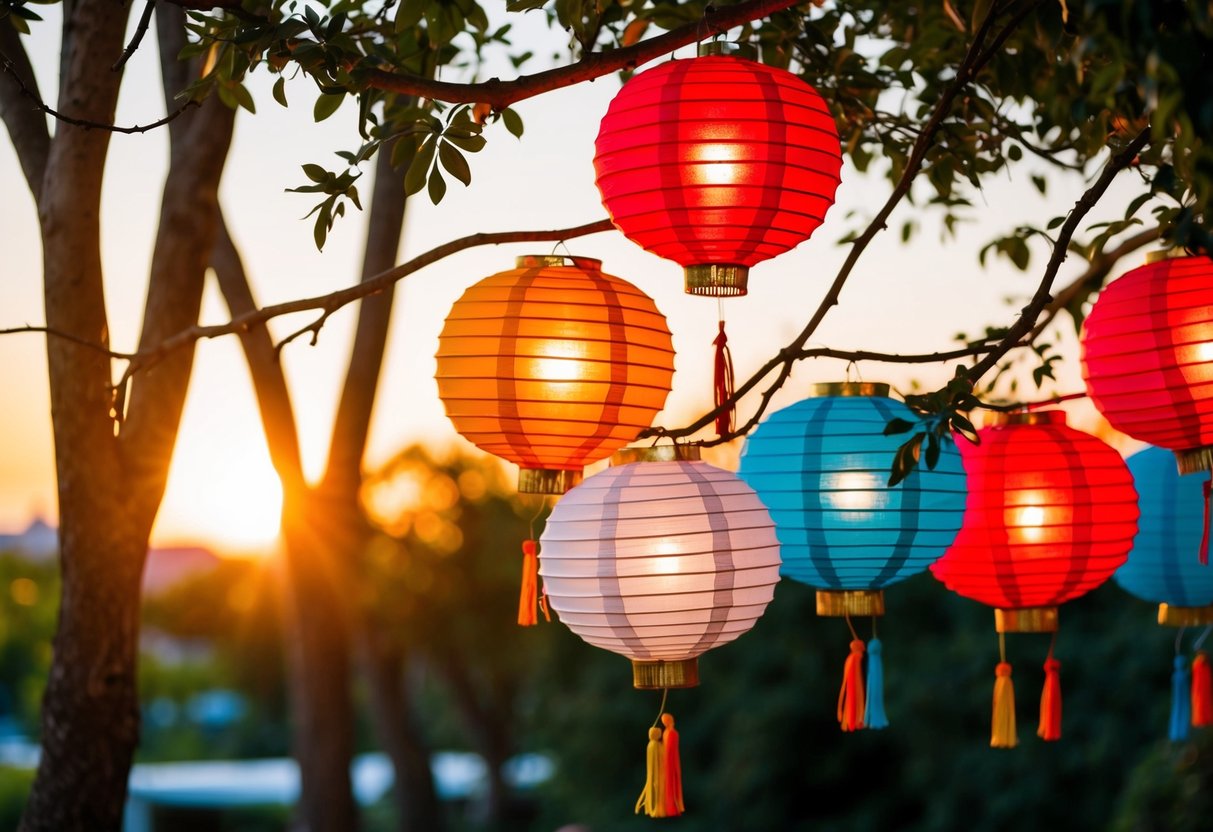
0;324;134;359
113;0;156;72
1;51;199;133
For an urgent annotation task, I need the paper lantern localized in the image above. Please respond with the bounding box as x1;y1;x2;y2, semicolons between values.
931;410;1138;747
593;49;842;297
540;445;781;818
738;382;968;730
1114;446;1213;740
1081;251;1213;474
435;255;675;495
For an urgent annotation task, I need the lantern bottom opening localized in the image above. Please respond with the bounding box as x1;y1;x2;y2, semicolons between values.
816;590;885;618
1158;603;1213;627
1174;445;1213;475
632;658;700;690
518;467;582;495
994;606;1059;633
684;264;748;297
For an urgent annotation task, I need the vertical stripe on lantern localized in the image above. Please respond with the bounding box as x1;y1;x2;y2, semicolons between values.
684;463;736;655
596;463;650;659
494;265;544;468
801;396;841;588
567;269;630;464
869;396;924;587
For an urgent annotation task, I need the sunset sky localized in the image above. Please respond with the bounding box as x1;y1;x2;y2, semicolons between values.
0;8;1150;556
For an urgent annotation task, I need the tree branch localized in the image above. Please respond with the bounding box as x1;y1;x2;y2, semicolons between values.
644;0;1040;444
113;0;157;72
361;0;800;110
1026;224;1162;341
965;127;1152;381
0;325;134;358
112;218;615;389
0;26;50;202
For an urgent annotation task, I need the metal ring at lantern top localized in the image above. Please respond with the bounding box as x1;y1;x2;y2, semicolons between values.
812;381;892;399
610;444;702;465
514;254;603;271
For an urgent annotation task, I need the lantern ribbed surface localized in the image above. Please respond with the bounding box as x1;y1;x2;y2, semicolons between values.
737;387;968;590
930;412;1139;609
435;256;675;473
593;55;842;292
539;458;781;662
1081;254;1213;457
1114;446;1213;607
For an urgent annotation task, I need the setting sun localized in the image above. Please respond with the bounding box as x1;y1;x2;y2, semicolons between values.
153;432;284;556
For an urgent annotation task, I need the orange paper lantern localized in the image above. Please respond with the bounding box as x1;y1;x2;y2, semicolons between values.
435;255;676;493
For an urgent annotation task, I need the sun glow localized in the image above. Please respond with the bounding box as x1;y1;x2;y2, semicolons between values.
153;433;284;557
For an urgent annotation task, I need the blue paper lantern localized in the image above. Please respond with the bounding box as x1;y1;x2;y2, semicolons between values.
1114;446;1213;623
738;382;968;730
739;382;968;598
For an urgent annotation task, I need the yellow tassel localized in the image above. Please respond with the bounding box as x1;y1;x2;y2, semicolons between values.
634;726;665;817
517;539;538;627
660;714;684;816
991;661;1018;749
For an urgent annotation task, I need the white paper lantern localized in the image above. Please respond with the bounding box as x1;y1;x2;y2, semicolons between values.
539;445;781;688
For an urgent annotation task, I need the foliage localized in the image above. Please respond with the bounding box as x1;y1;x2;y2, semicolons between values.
0;553;57;735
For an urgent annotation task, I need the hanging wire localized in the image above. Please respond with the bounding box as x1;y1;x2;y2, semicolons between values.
528;495;549;541
650;687;670;728
1196;624;1213;651
549;239;575;259
845;360;863;383
1177;625;1190;655
844;609;860;642
871;615;879;639
998;631;1007;664
1046;628;1058;660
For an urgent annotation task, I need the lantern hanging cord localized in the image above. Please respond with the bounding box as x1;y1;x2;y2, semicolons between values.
999;631;1007;664
1176;625;1189;655
650;687;670;729
1046;629;1058;661
549;239;575;260
528;495;549;541
845;360;863;383
844;610;860;642
871;615;878;639
1195;625;1213;651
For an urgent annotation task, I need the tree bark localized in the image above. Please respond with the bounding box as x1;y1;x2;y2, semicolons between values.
17;4;234;828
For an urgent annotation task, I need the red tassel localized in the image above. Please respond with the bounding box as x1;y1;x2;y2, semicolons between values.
1037;655;1062;741
712;320;735;437
837;639;866;732
517;539;538;627
1193;650;1212;727
1201;479;1212;566
660;714;684;817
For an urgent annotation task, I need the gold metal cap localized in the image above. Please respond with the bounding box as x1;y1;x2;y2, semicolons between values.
685;264;749;297
1145;248;1192;264
516;254;602;271
816;590;885;617
1175;445;1213;475
697;41;758;60
518;467;582;495
611;445;701;466
1158;603;1213;627
995;606;1059;633
632;658;700;690
812;382;892;399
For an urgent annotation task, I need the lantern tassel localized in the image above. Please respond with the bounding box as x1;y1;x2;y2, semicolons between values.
837;639;866;732
1201;478;1212;566
517;539;539;627
634;726;665;817
1171;655;1192;742
1192;650;1212;728
991;661;1018;749
712;319;735;437
1037;652;1062;742
660;714;684;817
865;637;889;730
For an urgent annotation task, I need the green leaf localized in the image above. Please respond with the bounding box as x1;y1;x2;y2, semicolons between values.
272;76;288;108
230;83;256;114
314;91;345;122
427;166;447;204
882;418;916;436
500;107;524;139
302;164;328;183
438;141;472;186
404;137;437;196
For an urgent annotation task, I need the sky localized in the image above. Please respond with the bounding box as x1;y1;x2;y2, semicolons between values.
0;6;1153;556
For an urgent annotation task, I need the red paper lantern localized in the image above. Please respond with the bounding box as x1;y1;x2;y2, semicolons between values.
593;51;842;297
930;411;1138;747
1081;251;1213;473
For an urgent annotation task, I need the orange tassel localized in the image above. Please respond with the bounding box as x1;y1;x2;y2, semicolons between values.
837;639;866;732
712;320;735;436
634;726;665;817
1037;655;1062;741
660;714;684;817
1193;650;1212;727
517;539;538;627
